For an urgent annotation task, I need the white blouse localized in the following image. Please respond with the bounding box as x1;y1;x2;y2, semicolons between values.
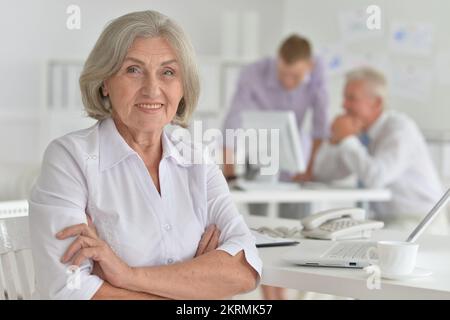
29;117;262;300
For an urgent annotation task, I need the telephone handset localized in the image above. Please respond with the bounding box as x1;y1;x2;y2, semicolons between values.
301;207;384;240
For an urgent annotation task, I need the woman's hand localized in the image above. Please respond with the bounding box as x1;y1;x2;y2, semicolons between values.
56;216;133;288
195;225;221;257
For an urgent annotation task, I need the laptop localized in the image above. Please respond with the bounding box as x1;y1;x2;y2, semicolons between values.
282;188;450;268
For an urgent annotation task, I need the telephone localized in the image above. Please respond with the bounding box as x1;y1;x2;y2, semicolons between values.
301;207;384;240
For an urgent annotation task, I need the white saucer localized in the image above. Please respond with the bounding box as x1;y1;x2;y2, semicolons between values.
381;267;433;280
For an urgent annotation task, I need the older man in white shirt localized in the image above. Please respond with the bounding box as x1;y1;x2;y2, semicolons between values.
313;67;445;229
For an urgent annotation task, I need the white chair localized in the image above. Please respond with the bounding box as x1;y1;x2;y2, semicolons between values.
0;200;35;300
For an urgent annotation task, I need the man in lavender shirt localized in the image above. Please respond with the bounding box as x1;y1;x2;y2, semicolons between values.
222;34;329;183
222;35;330;300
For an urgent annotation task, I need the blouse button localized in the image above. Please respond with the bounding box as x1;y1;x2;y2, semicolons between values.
164;224;171;231
167;258;174;264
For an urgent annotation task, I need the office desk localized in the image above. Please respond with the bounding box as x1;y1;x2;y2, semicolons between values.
231;187;392;218
246;216;450;299
231;188;392;204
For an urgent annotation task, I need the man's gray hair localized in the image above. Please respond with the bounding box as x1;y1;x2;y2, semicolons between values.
346;67;387;104
79;10;200;127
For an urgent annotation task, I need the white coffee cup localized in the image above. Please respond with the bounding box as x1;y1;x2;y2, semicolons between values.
366;241;419;276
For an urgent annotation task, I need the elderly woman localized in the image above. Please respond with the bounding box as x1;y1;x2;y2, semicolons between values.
29;10;261;300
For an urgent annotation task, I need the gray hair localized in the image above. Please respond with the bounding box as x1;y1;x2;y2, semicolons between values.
345;67;387;105
79;10;200;127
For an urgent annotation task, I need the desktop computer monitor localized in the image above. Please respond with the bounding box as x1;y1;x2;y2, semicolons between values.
240;110;306;176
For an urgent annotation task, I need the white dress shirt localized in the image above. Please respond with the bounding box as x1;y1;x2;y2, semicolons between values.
313;110;443;221
29;117;262;300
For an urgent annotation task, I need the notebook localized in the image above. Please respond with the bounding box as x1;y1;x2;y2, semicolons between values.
251;230;299;248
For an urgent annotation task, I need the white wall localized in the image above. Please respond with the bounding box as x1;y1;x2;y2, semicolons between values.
0;0;284;164
282;0;450;132
2;0;450;183
282;0;450;185
0;0;283;111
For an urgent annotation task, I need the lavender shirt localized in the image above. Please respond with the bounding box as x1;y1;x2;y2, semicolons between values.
222;57;330;141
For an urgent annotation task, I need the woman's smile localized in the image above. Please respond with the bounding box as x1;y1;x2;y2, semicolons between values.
135;102;164;113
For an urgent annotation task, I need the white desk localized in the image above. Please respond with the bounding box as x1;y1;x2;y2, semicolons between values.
231;188;392;204
246;216;450;299
231;187;392;219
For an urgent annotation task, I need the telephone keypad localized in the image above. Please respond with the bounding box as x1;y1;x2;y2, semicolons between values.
319;218;362;232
